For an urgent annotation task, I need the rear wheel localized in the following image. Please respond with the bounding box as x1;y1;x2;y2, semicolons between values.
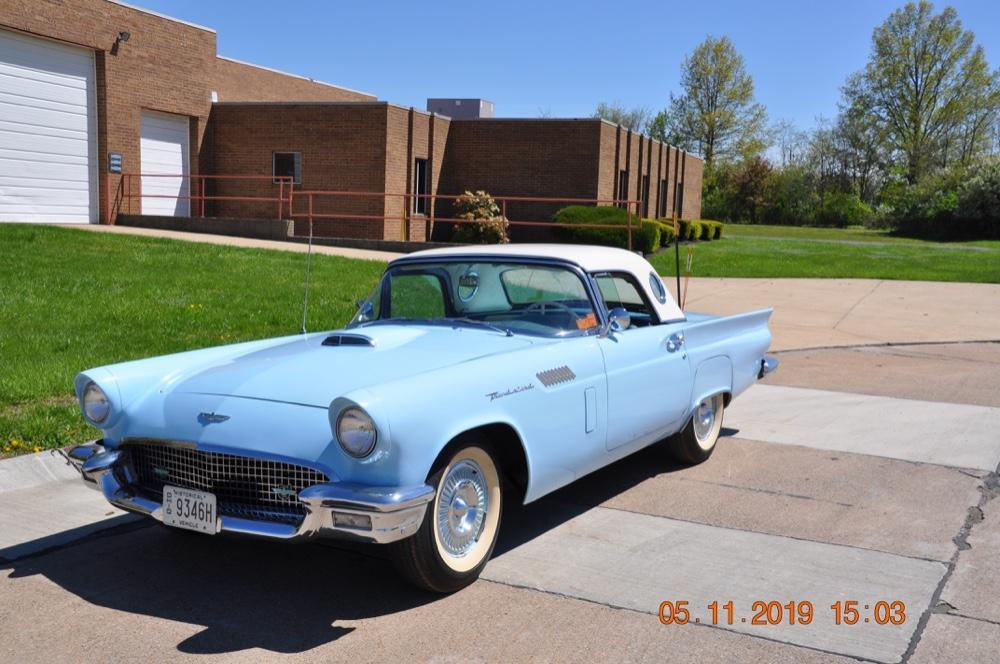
392;443;503;593
667;394;725;465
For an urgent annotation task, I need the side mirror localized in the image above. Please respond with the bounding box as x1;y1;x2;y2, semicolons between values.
599;307;630;337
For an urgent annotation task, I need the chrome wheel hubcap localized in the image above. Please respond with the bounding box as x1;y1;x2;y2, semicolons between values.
693;398;716;444
437;460;488;557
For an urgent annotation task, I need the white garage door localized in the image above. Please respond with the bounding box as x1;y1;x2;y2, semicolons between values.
140;110;190;216
0;29;97;223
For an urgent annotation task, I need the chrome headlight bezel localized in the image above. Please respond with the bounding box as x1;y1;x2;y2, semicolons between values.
82;381;111;425
335;406;378;458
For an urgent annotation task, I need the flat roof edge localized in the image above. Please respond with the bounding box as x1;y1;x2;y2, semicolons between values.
105;0;216;33
211;100;443;118
217;55;375;98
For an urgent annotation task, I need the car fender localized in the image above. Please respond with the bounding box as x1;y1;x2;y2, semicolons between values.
688;354;734;417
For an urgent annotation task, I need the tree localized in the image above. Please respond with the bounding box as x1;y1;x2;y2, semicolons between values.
848;1;1000;182
592;101;652;132
730;156;773;223
647;110;668;142
665;35;768;165
773;119;810;167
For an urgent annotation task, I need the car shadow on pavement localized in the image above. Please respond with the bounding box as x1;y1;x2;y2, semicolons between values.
493;432;733;557
2;524;434;654
0;430;736;655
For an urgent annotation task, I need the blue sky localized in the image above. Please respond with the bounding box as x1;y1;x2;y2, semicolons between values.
137;0;1000;132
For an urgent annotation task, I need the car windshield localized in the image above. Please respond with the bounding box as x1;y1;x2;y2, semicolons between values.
348;261;601;337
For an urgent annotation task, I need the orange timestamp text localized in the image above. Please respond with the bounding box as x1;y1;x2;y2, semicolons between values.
658;600;906;626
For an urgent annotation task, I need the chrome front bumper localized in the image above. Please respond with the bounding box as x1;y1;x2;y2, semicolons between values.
66;442;434;544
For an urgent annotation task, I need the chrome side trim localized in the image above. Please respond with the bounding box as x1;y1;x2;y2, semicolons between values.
758;356;779;379
298;482;435;513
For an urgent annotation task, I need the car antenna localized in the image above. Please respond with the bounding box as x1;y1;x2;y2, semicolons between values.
300;219;314;334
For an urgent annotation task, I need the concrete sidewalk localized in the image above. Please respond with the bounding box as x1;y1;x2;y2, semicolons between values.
60;224;1000;351
684;277;1000;351
60;223;402;262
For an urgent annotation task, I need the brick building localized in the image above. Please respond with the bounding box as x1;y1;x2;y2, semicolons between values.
0;0;703;241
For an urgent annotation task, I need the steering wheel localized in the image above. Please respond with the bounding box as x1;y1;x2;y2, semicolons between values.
524;300;581;321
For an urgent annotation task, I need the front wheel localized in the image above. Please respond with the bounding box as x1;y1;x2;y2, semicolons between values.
667;394;725;465
391;443;503;593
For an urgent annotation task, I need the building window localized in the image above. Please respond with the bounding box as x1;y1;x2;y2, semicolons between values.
675;182;684;217
658;179;668;218
617;170;629;208
413;158;428;215
273;152;301;185
641;175;650;217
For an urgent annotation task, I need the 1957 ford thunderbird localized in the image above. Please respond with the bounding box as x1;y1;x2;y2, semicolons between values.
68;244;776;592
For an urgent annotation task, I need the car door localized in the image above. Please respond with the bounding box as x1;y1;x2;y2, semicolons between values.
593;272;692;452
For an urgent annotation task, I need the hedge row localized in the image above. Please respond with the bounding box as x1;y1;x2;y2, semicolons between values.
551;206;724;253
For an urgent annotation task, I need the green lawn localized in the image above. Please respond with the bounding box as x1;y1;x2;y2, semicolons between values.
651;226;1000;283
3;223;999;452
723;223;1000;248
0;225;385;454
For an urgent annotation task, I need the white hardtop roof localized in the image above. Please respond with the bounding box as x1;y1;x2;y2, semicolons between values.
395;244;684;322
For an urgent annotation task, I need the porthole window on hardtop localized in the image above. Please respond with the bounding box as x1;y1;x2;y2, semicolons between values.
649;271;668;303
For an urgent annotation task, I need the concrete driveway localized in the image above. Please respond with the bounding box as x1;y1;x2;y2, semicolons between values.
2;272;999;663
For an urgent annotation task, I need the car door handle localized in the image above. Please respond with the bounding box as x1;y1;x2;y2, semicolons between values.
666;333;685;353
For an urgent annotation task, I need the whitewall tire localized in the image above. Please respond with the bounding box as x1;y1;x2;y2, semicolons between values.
392;442;503;592
668;394;725;465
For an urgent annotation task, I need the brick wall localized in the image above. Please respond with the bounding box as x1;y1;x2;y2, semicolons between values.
0;0;218;221
0;0;379;223
213;57;375;103
596;123;706;222
204;103;389;239
383;107;451;242
680;152;704;220
437;119;603;241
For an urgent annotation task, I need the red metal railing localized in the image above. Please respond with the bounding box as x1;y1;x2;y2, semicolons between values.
288;190;643;250
103;176;645;250
105;173;293;224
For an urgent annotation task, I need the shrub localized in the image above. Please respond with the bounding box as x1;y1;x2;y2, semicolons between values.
657;222;676;246
814;192;874;228
955;159;1000;240
553;205;660;253
686;221;702;240
637;219;661;253
451;190;510;244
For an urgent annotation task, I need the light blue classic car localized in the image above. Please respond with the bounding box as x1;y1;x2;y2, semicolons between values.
68;244;776;592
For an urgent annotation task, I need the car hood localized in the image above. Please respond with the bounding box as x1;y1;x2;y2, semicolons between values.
167;324;537;408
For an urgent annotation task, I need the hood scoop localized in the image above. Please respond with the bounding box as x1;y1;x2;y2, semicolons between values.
322;333;375;348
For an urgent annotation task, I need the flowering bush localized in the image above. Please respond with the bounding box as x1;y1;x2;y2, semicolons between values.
451;190;510;244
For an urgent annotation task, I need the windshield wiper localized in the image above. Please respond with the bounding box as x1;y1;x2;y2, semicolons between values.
448;317;514;337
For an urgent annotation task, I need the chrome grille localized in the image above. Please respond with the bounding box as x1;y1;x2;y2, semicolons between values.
124;441;329;525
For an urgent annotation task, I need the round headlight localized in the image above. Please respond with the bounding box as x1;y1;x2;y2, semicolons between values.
82;382;111;424
336;407;377;458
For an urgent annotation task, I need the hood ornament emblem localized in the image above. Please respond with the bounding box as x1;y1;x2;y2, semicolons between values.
198;412;230;424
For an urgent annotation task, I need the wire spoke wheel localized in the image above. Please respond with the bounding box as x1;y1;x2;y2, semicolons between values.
392;442;503;592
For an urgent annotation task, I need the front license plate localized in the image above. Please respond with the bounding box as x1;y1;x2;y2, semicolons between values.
162;485;217;534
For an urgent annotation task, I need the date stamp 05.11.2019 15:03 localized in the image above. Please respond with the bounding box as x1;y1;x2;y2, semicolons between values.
658;600;907;627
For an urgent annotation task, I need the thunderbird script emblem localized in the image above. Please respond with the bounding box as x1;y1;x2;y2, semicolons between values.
198;412;230;424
